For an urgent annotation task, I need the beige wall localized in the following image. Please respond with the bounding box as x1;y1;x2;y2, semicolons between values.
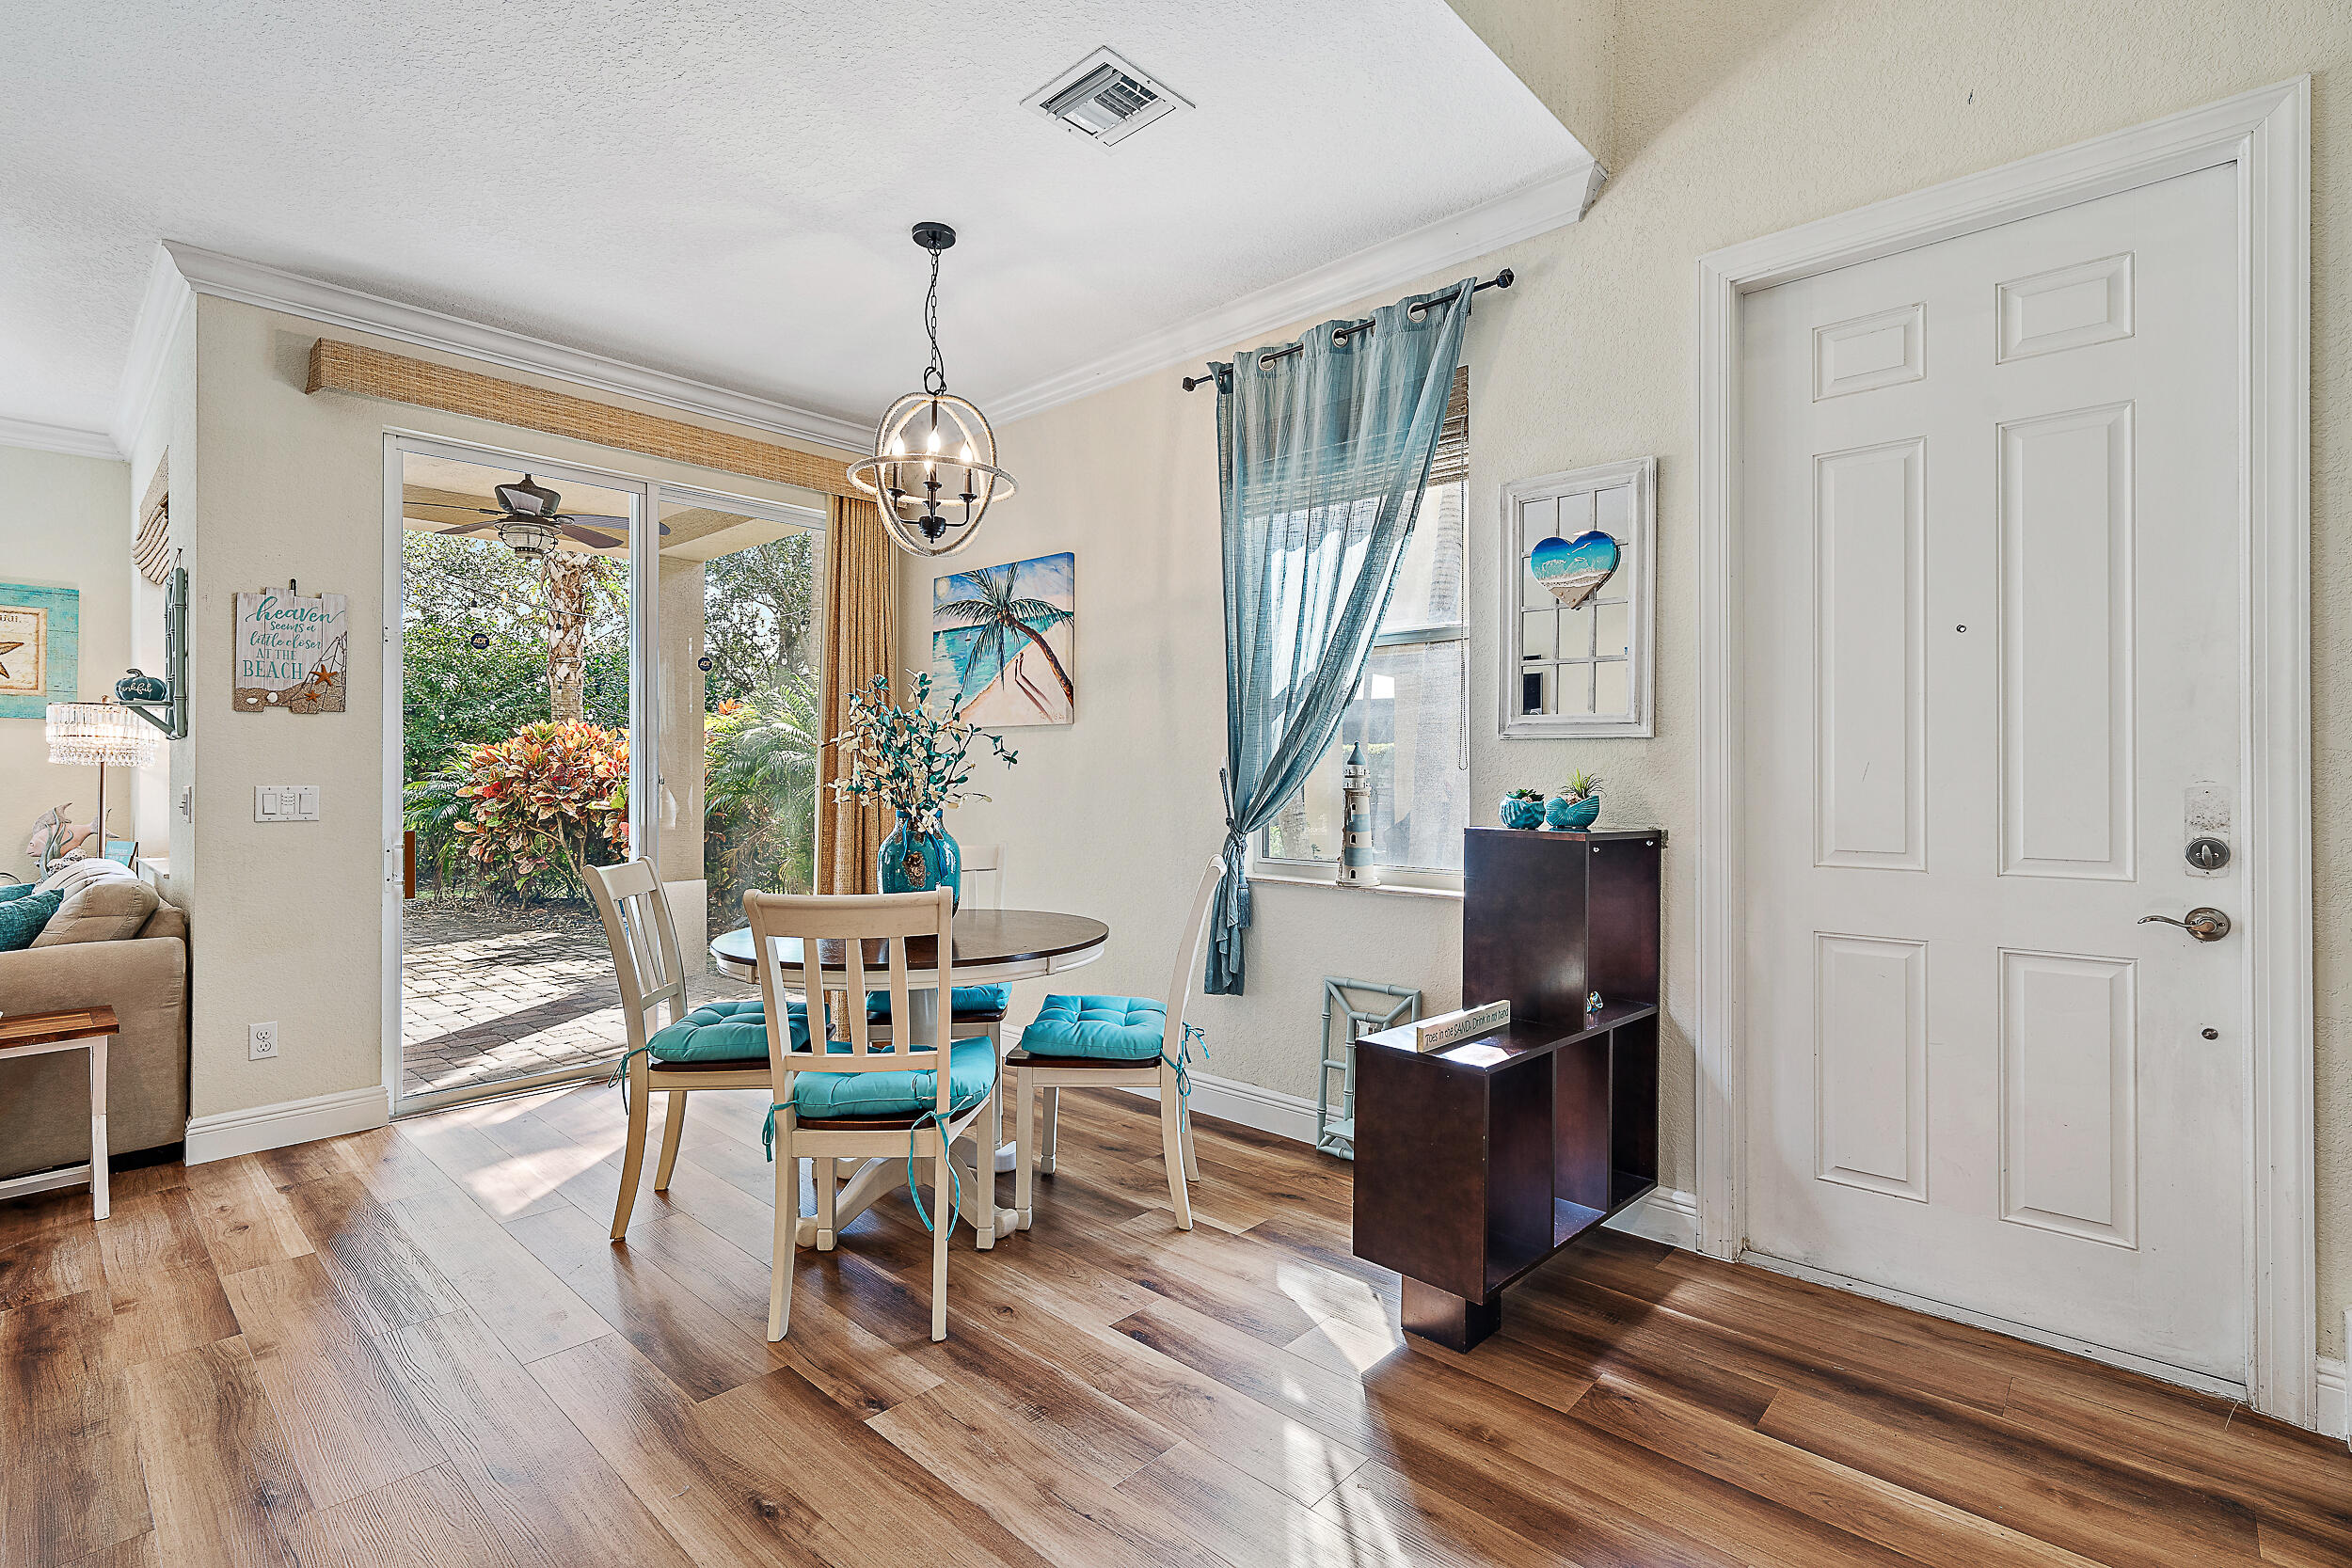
908;0;2352;1354
0;443;134;879
182;294;827;1120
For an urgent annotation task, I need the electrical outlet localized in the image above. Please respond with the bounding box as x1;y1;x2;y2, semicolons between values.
248;1021;278;1060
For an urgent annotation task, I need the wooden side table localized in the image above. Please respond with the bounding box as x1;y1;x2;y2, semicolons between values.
0;1006;119;1219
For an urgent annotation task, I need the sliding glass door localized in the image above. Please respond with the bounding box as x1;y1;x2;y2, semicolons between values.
386;438;825;1113
649;485;824;979
391;442;649;1110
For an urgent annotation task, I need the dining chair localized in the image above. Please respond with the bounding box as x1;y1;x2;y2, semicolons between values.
587;858;785;1241
748;884;997;1342
1009;854;1224;1231
864;843;1008;1055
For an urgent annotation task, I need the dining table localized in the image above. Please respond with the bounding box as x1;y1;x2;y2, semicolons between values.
708;907;1108;1244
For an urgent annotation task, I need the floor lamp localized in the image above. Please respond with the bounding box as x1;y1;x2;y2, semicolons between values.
46;699;156;863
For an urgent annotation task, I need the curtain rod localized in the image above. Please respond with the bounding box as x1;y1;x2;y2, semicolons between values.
1181;269;1513;391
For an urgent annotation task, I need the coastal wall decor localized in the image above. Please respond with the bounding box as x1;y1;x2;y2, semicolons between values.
234;589;349;713
931;550;1074;727
1500;457;1656;739
0;582;79;720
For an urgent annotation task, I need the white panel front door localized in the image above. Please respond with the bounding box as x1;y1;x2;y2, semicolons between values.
1740;164;2245;1384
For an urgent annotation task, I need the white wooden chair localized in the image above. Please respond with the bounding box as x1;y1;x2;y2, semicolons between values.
587;858;774;1241
1009;855;1224;1231
864;843;1008;1056
748;885;997;1342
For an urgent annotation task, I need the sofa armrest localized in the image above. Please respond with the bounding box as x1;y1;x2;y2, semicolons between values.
0;936;188;1179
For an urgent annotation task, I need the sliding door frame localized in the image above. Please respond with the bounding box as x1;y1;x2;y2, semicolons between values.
381;430;659;1116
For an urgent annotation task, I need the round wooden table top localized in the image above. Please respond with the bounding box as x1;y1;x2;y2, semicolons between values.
708;908;1109;983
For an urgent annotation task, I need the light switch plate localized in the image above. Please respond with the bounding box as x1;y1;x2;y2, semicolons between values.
254;785;320;822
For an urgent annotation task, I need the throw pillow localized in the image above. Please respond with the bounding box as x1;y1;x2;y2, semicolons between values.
32;874;161;946
0;889;65;951
0;882;35;902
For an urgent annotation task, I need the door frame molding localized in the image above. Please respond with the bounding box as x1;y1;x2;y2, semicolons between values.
1693;79;2313;1421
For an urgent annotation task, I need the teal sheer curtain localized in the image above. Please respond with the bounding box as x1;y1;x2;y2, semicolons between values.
1206;280;1475;994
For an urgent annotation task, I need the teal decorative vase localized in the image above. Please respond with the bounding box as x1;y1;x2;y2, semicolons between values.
879;814;961;903
1545;794;1601;832
1499;794;1546;831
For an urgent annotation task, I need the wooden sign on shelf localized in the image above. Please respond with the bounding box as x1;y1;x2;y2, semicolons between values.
1413;1000;1510;1053
234;590;348;713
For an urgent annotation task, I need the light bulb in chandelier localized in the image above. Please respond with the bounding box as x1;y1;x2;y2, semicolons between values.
846;221;1016;557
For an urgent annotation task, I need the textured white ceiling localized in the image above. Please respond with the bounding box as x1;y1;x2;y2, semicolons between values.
0;1;1582;442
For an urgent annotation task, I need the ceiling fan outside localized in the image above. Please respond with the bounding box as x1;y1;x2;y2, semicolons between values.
413;474;664;558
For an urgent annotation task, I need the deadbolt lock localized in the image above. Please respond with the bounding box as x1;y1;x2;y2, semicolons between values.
2185;836;2231;872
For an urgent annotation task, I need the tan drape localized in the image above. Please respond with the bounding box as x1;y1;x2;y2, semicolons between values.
815;494;898;895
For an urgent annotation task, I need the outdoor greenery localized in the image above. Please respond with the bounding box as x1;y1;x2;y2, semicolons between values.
400;524;818;910
457;721;631;897
704;671;820;913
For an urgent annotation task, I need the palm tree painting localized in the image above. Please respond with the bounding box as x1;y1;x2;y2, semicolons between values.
931;552;1075;726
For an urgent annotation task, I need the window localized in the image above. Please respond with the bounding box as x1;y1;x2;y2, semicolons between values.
1500;456;1656;738
1259;368;1470;891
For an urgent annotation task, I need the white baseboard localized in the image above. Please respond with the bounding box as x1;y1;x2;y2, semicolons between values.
2320;1352;2347;1442
184;1084;390;1165
1606;1185;1701;1250
1113;1069;1320;1146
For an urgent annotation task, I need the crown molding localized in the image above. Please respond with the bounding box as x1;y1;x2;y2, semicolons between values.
109;244;196;459
985;155;1604;425
0;413;120;461
151;242;871;452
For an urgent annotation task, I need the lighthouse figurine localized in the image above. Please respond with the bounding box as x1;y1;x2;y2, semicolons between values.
1339;743;1377;888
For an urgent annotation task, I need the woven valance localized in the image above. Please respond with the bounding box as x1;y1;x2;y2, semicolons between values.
304;339;859;499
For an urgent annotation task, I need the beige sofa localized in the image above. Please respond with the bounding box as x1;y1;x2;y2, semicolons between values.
0;875;188;1181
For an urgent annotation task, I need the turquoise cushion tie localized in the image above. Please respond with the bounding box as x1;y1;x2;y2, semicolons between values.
0;889;62;951
1019;994;1167;1061
865;985;1010;1020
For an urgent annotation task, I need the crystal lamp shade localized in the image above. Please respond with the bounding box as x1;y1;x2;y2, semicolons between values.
47;701;157;767
847;391;1017;559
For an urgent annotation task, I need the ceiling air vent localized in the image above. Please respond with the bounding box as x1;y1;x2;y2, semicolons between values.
1025;47;1190;149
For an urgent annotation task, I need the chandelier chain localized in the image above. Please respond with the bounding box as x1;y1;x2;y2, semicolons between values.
923;247;947;397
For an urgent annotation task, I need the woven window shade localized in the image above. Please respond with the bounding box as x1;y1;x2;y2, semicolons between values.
1427;364;1470;488
134;454;171;585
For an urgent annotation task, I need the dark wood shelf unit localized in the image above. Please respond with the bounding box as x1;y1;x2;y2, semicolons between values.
1351;828;1662;1351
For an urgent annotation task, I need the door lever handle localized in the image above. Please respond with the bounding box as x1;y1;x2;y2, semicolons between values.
2138;907;2232;942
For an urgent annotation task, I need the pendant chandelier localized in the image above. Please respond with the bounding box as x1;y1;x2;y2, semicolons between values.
849;222;1015;558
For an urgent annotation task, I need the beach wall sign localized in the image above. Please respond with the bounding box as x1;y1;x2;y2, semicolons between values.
234;591;349;713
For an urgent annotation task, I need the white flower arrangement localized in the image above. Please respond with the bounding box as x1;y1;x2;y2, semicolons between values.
827;671;1017;825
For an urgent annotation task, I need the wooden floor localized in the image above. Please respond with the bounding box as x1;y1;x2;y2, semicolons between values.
4;1083;2347;1568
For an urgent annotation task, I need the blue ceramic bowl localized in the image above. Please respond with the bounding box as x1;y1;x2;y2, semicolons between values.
1499;795;1546;831
1545;794;1601;832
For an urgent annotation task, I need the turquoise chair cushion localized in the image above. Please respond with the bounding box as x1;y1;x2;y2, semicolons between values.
1019;995;1167;1061
0;881;36;903
790;1037;997;1119
866;985;1010;1021
0;889;62;952
646;997;804;1064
